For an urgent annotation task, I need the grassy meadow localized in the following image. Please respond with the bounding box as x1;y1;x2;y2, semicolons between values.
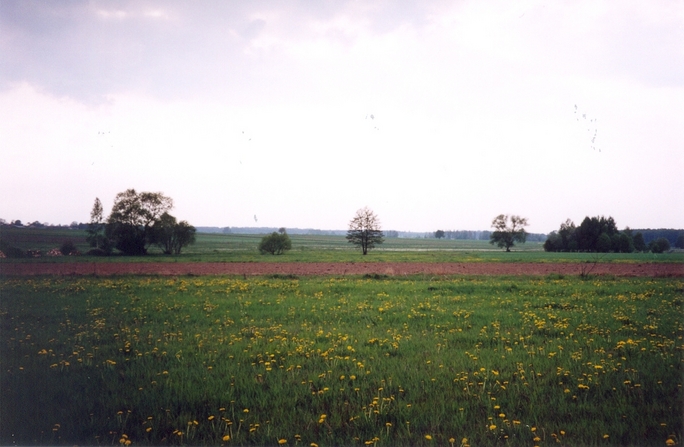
1;274;682;446
2;226;683;264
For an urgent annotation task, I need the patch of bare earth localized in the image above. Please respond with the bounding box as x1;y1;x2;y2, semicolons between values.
1;262;682;277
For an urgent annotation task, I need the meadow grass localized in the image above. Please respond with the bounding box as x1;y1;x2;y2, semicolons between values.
1;275;682;446
2;227;682;264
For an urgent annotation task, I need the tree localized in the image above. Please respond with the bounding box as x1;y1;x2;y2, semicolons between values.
633;232;647;252
489;214;528;252
86;197;112;253
649;237;670;254
258;231;292;255
150;212;196;255
435;230;445;239
346;207;384;255
105;189;173;255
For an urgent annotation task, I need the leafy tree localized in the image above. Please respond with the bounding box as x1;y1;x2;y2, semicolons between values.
649;237;670;254
105;189;173;255
346;207;384;255
258;231;292;255
633;232;647;252
489;214;528;252
86;197;112;253
612;233;634;253
435;230;445;239
150;212;196;255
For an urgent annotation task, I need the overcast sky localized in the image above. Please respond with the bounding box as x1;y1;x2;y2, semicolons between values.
1;1;682;233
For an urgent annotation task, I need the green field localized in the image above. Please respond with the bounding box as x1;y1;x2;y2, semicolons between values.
2;226;682;264
1;275;682;446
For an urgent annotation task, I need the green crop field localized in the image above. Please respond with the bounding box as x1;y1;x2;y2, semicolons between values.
1;275;682;446
2;226;682;264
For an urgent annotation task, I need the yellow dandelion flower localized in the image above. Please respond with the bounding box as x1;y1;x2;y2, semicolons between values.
278;439;287;445
311;444;319;447
603;434;609;439
425;434;433;440
489;424;497;430
665;439;675;446
208;415;215;421
222;435;230;441
243;408;249;413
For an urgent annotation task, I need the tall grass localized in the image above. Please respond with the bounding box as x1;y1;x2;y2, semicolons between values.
1;275;681;445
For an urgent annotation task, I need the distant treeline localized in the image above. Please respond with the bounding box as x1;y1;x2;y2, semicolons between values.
544;216;683;253
631;229;684;245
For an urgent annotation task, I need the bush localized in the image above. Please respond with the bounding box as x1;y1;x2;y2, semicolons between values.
0;240;25;258
258;231;292;255
649;237;671;254
60;240;78;256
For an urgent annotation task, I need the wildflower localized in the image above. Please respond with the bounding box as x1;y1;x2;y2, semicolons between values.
208;415;215;421
666;439;675;446
425;434;433;440
603;434;609;439
489;424;497;430
278;439;287;445
311;444;319;447
222;435;230;441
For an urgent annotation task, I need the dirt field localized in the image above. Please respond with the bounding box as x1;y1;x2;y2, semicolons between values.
1;262;682;277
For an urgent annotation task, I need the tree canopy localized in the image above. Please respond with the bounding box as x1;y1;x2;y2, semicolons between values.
258;230;292;255
346;207;384;255
105;189;174;255
149;212;197;255
489;214;528;252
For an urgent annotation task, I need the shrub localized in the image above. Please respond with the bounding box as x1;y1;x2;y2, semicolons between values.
649;237;671;254
0;240;24;258
258;231;292;255
60;240;78;256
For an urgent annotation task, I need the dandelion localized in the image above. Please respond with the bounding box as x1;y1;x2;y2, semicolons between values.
489;424;497;430
311;444;319;447
222;435;230;441
603;434;609;439
278;439;287;445
208;415;215;421
665;439;675;446
425;434;433;440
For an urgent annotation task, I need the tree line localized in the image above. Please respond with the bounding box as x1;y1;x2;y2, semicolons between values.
544;216;682;253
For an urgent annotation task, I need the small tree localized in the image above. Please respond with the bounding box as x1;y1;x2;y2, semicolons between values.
150;213;197;255
489;214;528;252
633;232;647;252
346;207;384;255
258;231;292;255
86;197;112;253
649;237;670;254
435;230;445;239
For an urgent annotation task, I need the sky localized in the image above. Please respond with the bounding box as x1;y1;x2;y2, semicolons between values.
1;0;682;234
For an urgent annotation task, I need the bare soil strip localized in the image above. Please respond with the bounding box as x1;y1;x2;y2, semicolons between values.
1;262;682;277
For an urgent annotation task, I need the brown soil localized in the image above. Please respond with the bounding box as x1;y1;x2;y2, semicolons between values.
1;262;682;277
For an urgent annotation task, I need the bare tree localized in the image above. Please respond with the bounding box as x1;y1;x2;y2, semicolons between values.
346;207;384;255
489;214;528;252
